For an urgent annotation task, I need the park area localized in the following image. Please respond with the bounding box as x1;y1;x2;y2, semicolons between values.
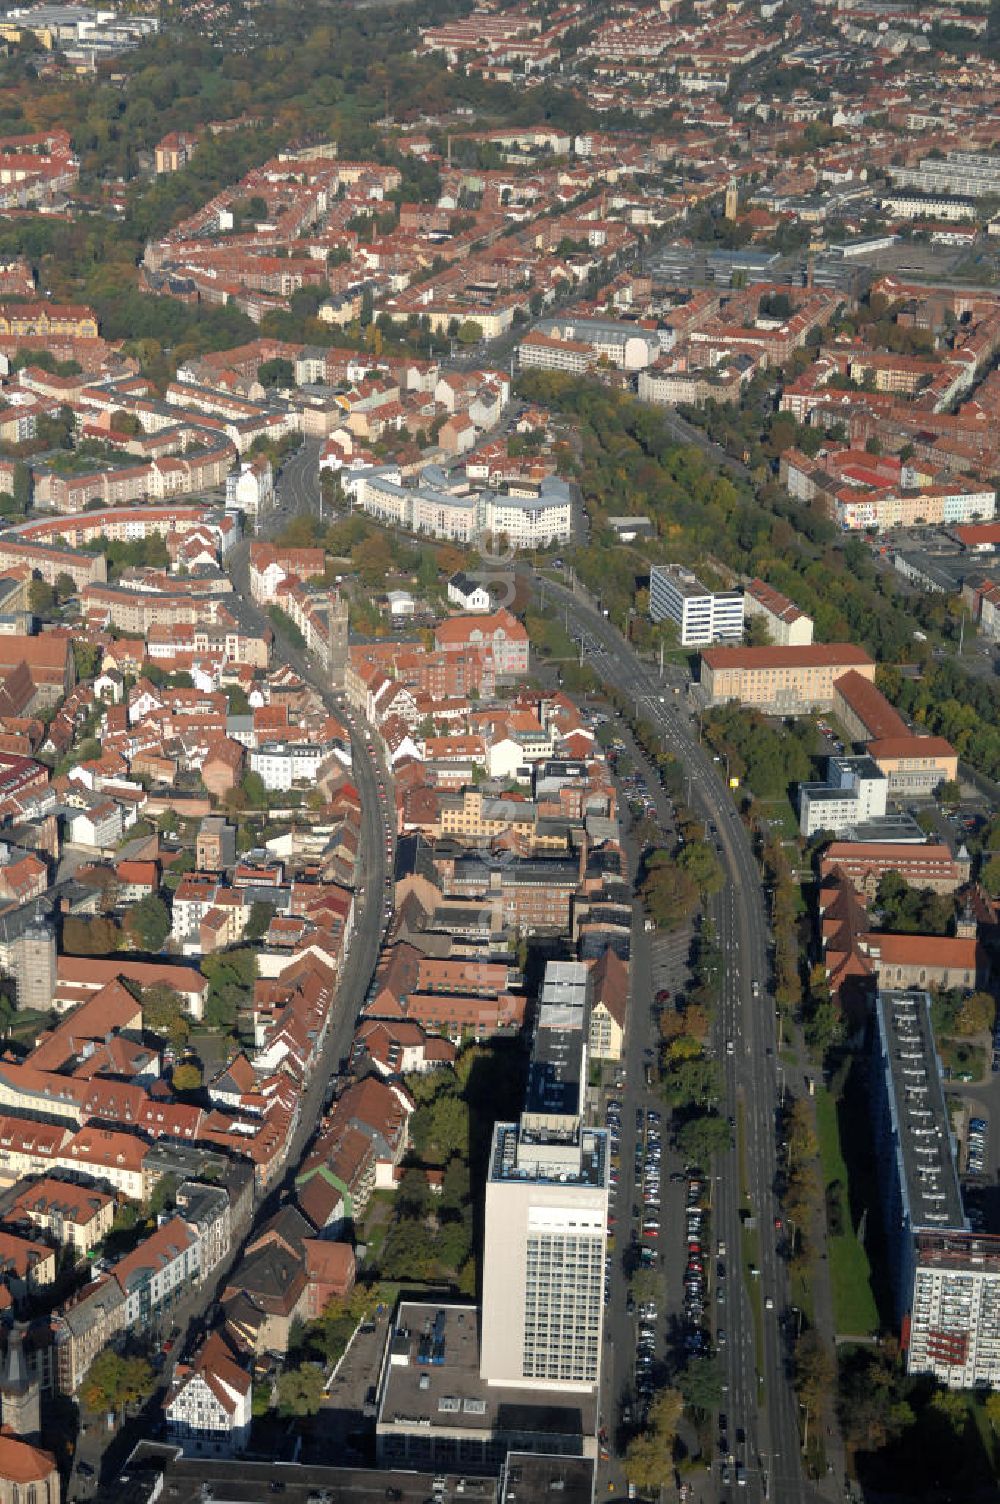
815;1084;880;1338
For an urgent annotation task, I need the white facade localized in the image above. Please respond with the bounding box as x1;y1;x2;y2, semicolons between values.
649;565;744;647
165;1367;252;1456
798;755;888;837
447;574;491;612
249;741;326;791
908;1238;1000;1389
482;483;572;548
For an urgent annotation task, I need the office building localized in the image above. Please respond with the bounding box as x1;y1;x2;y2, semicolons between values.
798;755;888;838
480;961;609;1392
700;643;875;712
648;565;744;647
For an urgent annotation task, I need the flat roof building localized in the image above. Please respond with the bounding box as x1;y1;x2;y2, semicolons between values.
481;960;608;1394
648;565;744;647
870;990;965;1332
375;1302;596;1473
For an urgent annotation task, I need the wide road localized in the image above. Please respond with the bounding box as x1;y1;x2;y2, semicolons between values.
530;570;816;1504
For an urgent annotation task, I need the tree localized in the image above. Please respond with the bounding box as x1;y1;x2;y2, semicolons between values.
664;1055;722;1111
676;1113;732;1165
55;572;77;602
148;1171;178;1218
985;1391;1000;1431
956;991;996;1037
624;1388;683;1490
80;1350;154;1415
62;915;121;955
276;1364;325;1418
126;894;170;952
641;856;699;931
981;852;1000;899
679;1356;722;1416
72;640;101;681
677;839;725;896
630;1267;661;1305
241;770;266;807
938;779;961;806
171;1061;202;1093
12;462;30;512
141;983;190;1048
28;578;56;617
794;1330;834;1414
456;319;483;346
258;357;295;388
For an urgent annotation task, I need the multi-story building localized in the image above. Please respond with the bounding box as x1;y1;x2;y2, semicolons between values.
818;842;970;900
870;990;966;1332
798;755;888;838
164;1331;252;1457
481;961;608;1393
908;1231;1000;1389
867;736;958;797
648;565;744;647
743;578;814;646
700;644;876;712
868;990;1000;1389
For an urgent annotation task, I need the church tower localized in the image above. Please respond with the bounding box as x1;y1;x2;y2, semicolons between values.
724;178;739;222
327;588;349;691
0;1326;40;1444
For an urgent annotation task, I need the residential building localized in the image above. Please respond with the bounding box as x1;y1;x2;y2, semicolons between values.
648;565;744;647
164;1330;252;1457
587;948;628;1064
869;990;966;1342
743;578;814;646
447;573;491;613
481;961;608;1392
908;1231;1000;1390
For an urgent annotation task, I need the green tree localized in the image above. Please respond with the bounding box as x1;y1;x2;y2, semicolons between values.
258;357;295;387
679;1356;723;1416
171;1061;202;1093
147;1171;178;1219
676;1112;732;1165
275;1364;325;1418
80;1350;154;1414
12;462;30;511
72;640;101;681
677;840;725;896
141;983;190;1047
456;319;483;346
28;578;56;617
981;852;1000;899
241;770;266;807
126;893;170;952
937;779;961;806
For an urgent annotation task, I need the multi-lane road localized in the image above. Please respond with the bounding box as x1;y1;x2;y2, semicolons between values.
262;437;814;1499
530;569;817;1504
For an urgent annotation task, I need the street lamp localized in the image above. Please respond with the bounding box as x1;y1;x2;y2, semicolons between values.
713;752;731;786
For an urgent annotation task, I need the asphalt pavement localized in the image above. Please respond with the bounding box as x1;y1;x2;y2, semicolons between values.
529;568;825;1504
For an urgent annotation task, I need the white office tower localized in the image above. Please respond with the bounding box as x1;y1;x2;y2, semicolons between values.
480;962;609;1393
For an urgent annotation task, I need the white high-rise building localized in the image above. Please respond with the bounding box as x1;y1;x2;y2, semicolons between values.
649;565;744;647
480;962;609;1393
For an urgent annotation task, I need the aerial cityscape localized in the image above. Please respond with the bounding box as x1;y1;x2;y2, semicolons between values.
0;0;997;1502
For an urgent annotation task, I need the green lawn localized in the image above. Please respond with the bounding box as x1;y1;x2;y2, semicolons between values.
938;1037;987;1083
815;1087;880;1337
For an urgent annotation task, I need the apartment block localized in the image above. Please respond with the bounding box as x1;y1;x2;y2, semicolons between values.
869;989;964;1331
